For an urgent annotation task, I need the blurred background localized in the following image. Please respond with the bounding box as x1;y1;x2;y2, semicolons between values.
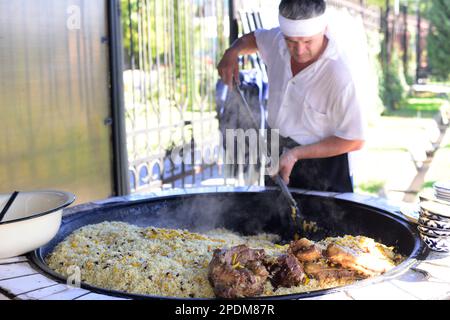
0;0;449;205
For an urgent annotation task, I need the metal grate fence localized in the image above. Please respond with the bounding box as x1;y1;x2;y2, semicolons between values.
121;0;230;192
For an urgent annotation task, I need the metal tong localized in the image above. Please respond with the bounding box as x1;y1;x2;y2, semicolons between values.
233;78;261;131
272;175;302;239
233;78;302;238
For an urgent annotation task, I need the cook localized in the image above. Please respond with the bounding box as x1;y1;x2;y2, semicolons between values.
217;0;366;192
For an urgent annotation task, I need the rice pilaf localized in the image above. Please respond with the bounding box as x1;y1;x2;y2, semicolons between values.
46;221;402;298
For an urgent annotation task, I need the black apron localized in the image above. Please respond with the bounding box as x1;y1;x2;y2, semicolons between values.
265;135;354;193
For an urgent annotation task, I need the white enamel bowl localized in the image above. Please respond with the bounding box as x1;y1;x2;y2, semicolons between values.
0;191;75;259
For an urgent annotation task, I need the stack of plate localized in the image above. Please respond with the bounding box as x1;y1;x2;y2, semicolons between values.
418;199;450;253
434;181;450;202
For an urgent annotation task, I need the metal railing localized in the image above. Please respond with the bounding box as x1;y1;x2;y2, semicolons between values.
121;0;229;192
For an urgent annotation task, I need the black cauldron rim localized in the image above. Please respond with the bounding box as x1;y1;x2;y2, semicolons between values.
28;187;429;300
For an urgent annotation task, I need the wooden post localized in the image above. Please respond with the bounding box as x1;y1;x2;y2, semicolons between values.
384;0;391;64
360;0;365;19
416;0;421;83
402;4;408;78
389;0;397;64
229;0;239;45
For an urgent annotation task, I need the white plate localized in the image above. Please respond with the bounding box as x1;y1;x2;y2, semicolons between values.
420;201;450;219
435;194;450;202
419;232;450;253
400;204;420;224
418;225;450;237
434;181;450;191
435;190;450;197
419;216;450;230
419;189;450;205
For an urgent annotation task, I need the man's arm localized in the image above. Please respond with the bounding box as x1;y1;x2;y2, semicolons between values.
278;136;365;184
217;32;258;88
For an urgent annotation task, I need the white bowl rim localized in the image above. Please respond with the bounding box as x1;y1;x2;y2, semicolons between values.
0;190;75;226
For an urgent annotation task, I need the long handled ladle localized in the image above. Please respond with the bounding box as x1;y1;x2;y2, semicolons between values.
233;78;302;239
0;191;19;223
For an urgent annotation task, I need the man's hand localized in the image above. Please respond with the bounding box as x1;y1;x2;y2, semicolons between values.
217;48;240;88
275;136;365;185
278;149;298;185
217;32;258;88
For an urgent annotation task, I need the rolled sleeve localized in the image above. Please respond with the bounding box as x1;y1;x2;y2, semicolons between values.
332;82;367;141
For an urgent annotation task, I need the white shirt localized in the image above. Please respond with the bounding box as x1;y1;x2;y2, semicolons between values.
254;27;367;146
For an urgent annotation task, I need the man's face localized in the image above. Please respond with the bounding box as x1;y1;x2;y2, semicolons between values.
284;31;326;64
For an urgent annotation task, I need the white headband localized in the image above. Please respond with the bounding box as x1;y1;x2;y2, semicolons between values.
279;13;327;37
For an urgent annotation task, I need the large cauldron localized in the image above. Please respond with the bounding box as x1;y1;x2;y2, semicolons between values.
30;188;426;300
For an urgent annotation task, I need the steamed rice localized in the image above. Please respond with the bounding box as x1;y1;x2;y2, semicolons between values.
46;221;401;298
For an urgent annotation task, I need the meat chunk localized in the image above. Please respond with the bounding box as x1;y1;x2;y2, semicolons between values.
269;254;305;289
304;262;362;284
208;245;269;298
325;244;395;277
288;238;323;263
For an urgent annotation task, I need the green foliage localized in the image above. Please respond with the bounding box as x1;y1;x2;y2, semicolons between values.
427;0;450;81
173;0;193;108
121;0;229;157
404;72;414;86
402;97;445;112
372;50;386;115
356;180;386;195
383;96;445;118
366;0;428;11
365;31;386;118
422;181;436;189
121;0;138;67
380;49;408;110
366;0;387;9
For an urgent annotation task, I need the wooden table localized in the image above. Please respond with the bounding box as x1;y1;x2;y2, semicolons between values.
1;189;449;300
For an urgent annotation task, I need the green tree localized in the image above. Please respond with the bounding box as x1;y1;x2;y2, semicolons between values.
380;48;407;110
427;0;450;81
121;0;140;69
